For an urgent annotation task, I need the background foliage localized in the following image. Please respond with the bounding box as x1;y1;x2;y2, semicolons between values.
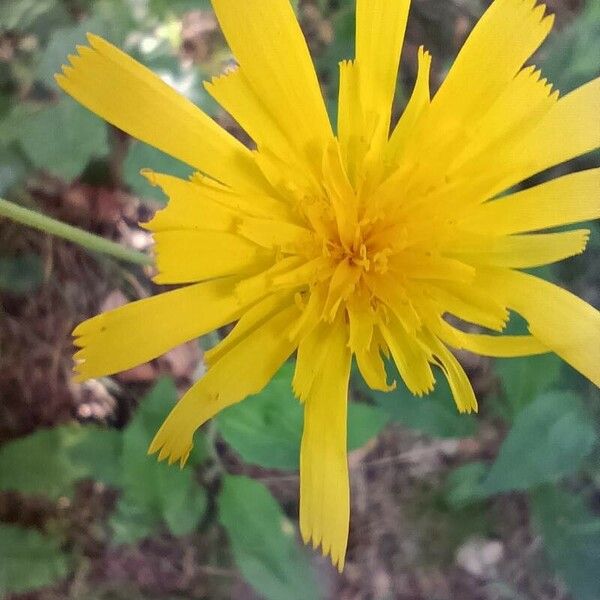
0;1;599;599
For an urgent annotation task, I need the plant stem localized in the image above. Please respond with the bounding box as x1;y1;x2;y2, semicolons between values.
0;198;153;266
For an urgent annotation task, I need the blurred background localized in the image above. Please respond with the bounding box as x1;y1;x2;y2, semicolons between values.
0;0;599;598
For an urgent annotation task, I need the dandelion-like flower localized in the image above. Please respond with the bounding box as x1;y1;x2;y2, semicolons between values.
58;0;599;569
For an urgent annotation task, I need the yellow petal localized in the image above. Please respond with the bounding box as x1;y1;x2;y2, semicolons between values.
293;319;332;402
299;315;351;570
338;60;364;187
149;302;300;466
386;46;431;166
144;171;295;230
204;68;318;192
211;0;332;173
448;229;590;269
428;0;553;143
379;312;435;396
355;0;410;144
476;268;600;386
73;277;245;380
205;290;295;367
347;290;374;353
143;172;237;233
152;230;271;284
55;35;266;192
356;329;396;392
463;168;600;235
422;280;509;332
428;314;550;357
448;65;557;179
422;330;478;414
236;217;315;254
503;77;600;184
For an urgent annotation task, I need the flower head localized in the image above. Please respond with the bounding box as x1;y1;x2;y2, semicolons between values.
58;0;599;570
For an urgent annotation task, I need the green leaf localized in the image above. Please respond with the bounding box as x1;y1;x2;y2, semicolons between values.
444;462;489;510
36;17;108;89
481;391;596;495
217;362;389;470
123;141;192;203
531;487;600;600
114;378;207;542
0;525;70;594
0;254;44;295
542;1;600;94
157;465;208;537
366;368;476;439
347;402;390;450
0;147;26;194
18;98;109;180
0;0;57;31
110;499;162;546
148;0;212;18
0;425;121;499
218;476;320;600
495;352;562;417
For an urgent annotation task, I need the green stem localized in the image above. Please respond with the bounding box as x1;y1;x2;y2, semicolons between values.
0;198;153;266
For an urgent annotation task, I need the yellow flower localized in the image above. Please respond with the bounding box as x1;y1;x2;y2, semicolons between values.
58;0;599;570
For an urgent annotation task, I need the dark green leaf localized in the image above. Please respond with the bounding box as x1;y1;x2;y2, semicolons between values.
531;487;600;600
0;525;69;594
481;392;596;495
542;2;600;94
0;254;44;295
0;147;26;194
347;402;389;450
148;0;212;18
495;352;562;417
218;362;389;470
218;476;320;600
367;368;476;439
123;141;192;203
18;98;109;180
36;17;109;89
0;425;121;499
115;378;207;541
444;462;488;510
110;499;162;546
0;0;57;31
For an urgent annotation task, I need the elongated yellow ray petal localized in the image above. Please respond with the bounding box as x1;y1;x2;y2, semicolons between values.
422;330;478;414
428;0;553;142
143;172;237;233
55;35;266;192
463;168;600;235
299;315;351;571
204;291;295;367
379;312;435;396
386;46;432;166
338;60;364;186
143;171;295;231
501;77;600;185
237;217;315;253
476;268;600;386
293;319;332;402
211;0;332;173
421;280;509;332
356;331;396;392
448;229;590;269
152;230;271;284
73;277;247;380
430;317;550;357
355;0;410;145
149;302;300;466
205;69;319;192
